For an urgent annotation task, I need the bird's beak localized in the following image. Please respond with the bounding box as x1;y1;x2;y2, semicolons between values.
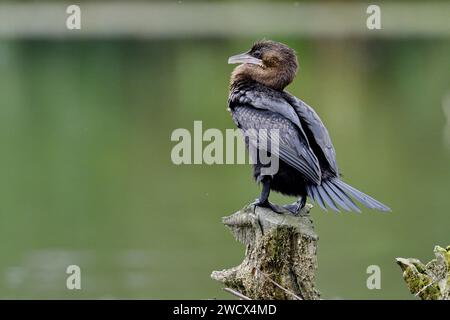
228;52;263;67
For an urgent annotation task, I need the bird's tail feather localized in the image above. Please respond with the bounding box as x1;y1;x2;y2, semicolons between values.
306;178;391;213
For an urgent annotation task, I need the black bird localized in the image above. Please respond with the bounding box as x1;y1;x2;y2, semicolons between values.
227;40;390;214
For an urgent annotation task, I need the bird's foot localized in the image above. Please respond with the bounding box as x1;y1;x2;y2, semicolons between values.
250;199;286;214
283;198;307;216
283;203;301;215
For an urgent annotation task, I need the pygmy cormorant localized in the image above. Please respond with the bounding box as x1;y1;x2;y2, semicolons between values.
228;40;390;214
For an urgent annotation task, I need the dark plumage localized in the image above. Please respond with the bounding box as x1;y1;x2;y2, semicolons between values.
228;40;390;214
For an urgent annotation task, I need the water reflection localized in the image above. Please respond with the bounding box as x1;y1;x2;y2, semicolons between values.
4;249;158;298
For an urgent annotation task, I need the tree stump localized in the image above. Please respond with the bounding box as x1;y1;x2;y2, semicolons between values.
211;203;320;300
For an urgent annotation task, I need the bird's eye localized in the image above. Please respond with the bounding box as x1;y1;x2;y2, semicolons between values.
252;50;262;58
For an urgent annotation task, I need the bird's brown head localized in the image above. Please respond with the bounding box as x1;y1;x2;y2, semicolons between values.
228;40;298;91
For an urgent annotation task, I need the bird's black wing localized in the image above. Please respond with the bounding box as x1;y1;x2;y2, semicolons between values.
229;85;321;185
283;93;339;176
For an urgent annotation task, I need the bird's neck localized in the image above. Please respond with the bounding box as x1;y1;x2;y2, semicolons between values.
230;64;295;91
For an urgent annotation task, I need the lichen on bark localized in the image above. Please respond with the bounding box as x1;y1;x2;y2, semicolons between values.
396;245;450;300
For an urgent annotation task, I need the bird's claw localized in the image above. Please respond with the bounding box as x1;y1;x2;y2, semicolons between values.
283;203;301;215
283;198;307;216
250;199;286;214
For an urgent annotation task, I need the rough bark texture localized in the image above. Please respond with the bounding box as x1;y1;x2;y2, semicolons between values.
396;245;450;300
211;203;320;300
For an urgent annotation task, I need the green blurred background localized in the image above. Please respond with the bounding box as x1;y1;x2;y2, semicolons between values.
0;1;449;299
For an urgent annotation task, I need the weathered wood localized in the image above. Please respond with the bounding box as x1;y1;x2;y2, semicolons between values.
211;203;320;300
396;245;450;300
